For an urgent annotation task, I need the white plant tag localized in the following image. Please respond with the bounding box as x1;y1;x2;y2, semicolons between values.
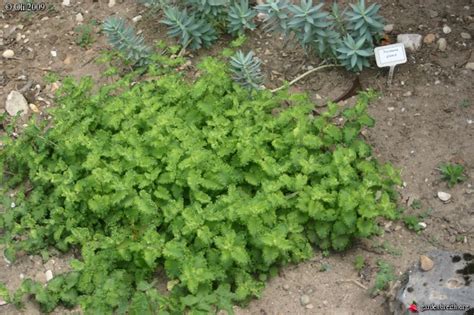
374;43;407;85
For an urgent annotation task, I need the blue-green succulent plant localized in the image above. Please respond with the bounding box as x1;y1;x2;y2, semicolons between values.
227;0;257;35
229;50;264;90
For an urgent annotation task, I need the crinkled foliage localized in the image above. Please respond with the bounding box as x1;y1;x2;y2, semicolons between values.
1;58;400;314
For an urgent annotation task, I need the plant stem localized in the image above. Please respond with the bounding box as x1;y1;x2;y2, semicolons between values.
271;64;342;93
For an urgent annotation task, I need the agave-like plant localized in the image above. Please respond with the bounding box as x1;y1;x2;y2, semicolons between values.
256;0;291;36
336;34;373;71
229;50;263;90
345;0;384;44
102;16;152;67
161;7;218;50
287;0;330;48
227;0;257;35
185;0;229;20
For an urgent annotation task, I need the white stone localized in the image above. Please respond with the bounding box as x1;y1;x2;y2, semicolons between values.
465;62;474;70
2;49;14;58
418;222;427;229
62;0;70;6
45;270;53;282
384;24;394;33
50;50;57;57
437;191;451;202
442;25;451;34
108;0;116;7
132;15;142;23
461;32;471;40
6;91;29;117
76;13;84;23
397;34;423;52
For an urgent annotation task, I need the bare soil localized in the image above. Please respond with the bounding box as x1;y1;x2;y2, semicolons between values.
1;0;473;314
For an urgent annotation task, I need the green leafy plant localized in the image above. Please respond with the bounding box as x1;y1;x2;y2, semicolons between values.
43;71;60;84
438;163;466;187
161;7;218;50
1;57;401;314
75;23;95;48
229;50;263;89
227;0;257;35
354;255;365;272
459;99;470;108
370;260;395;296
402;215;422;232
257;0;385;72
410;199;422;210
102;16;152;67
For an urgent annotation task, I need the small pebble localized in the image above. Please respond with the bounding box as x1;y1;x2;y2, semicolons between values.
62;0;70;6
388;107;395;112
76;13;84;23
45;270;53;282
282;284;290;290
437;38;447;51
51;50;57;57
418;222;427;229
437;191;451;202
306;304;314;309
384;24;394;33
423;33;436;44
442;25;451;34
403;91;412;97
108;0;116;7
465;62;474;70
461;32;471;40
420;255;434;271
300;295;310;306
2;49;14;58
132;15;142;23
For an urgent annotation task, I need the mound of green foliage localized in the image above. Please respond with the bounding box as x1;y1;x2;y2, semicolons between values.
1;58;400;314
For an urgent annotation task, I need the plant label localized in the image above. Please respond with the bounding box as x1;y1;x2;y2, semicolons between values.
374;43;407;68
374;43;407;86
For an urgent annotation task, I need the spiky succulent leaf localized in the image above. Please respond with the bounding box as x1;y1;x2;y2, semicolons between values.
161;7;218;50
345;0;384;44
227;0;257;35
336;34;373;72
287;0;330;48
102;17;152;67
256;0;291;36
229;50;263;90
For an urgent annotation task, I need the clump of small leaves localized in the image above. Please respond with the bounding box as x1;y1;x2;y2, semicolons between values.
229;50;263;89
354;255;366;272
1;57;401;314
370;260;395;296
102;16;152;67
438;163;466;187
75;23;95;48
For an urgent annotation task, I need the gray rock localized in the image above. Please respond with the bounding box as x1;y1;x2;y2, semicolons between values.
437;38;447;51
5;90;29;117
300;295;310;306
461;32;471;40
132;15;142;23
2;49;14;58
108;0;115;7
428;10;438;18
465;62;474;70
390;251;474;315
62;0;70;6
397;34;423;52
75;13;83;23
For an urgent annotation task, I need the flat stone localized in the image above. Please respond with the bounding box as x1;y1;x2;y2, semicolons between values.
75;13;84;23
461;32;471;40
5;90;29;117
132;15;142;23
397;34;423;52
420;255;434;271
466;62;474;70
62;0;70;6
45;270;53;282
108;0;116;7
390;251;474;315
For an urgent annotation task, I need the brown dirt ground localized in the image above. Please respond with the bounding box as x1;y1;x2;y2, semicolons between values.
1;0;473;314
